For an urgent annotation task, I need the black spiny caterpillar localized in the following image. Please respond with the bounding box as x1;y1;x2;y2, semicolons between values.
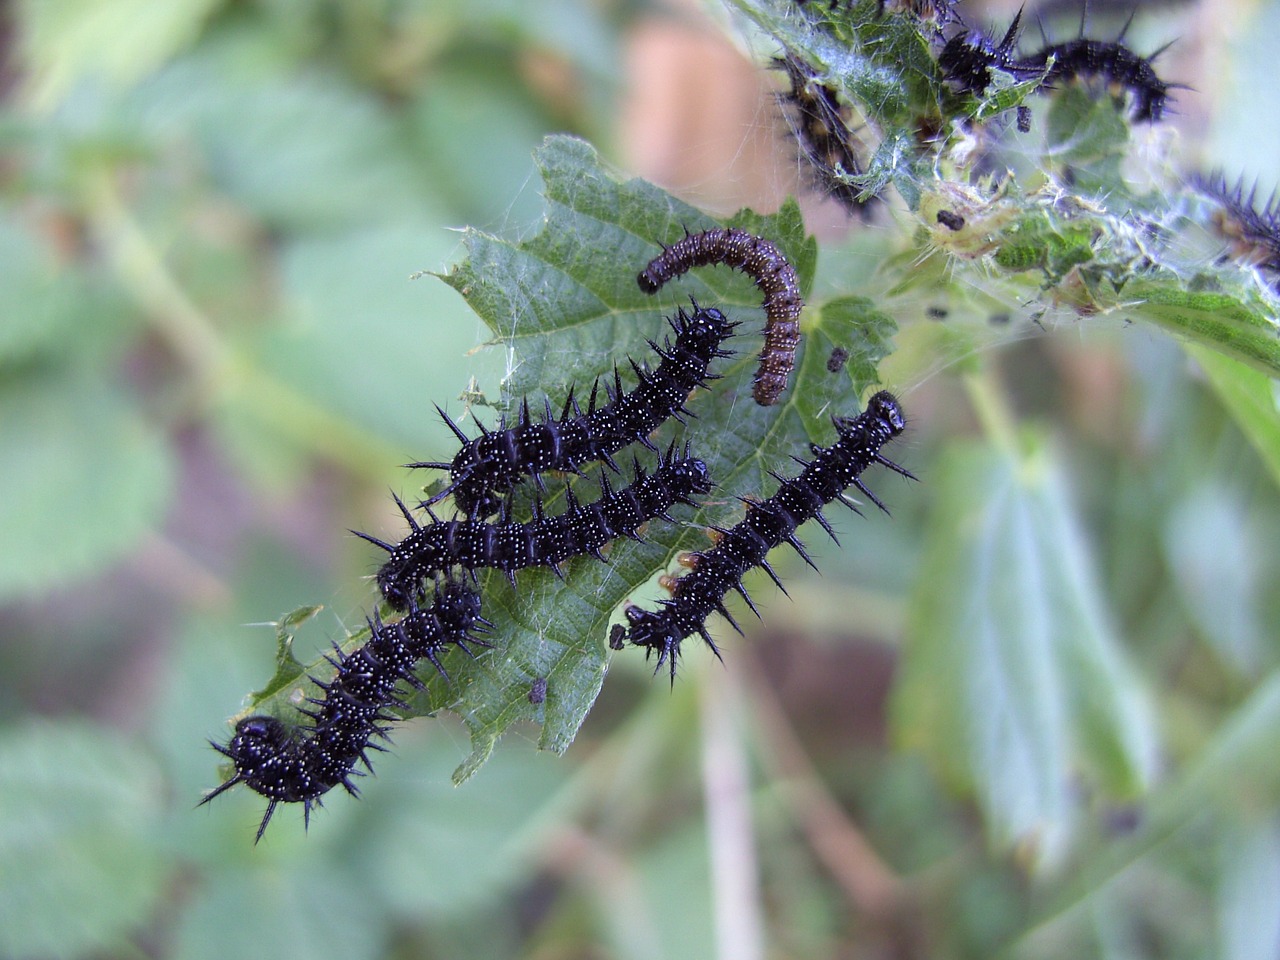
623;391;912;680
201;580;489;840
414;302;735;518
367;446;713;611
1193;171;1280;291
775;51;877;219
939;10;1176;123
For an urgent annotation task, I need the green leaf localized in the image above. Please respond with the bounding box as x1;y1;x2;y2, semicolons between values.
221;134;899;783
0;369;173;603
893;434;1157;868
173;862;383;960
128;57;439;232
1216;819;1280;960
0;213;90;363
269;223;497;450
1162;486;1268;674
1125;281;1280;380
347;732;578;917
1159;671;1280;819
798;296;897;407
253;605;325;703
17;0;222;107
406;62;562;226
0;721;168;960
1189;345;1280;492
1016;671;1280;943
735;0;940;124
1043;85;1131;169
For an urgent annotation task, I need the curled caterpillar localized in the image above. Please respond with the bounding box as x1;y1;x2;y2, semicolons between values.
365;446;714;611
1025;35;1174;123
201;580;489;840
637;228;804;406
1192;171;1280;290
775;51;877;220
622;391;913;680
413;302;735;518
939;10;1175;123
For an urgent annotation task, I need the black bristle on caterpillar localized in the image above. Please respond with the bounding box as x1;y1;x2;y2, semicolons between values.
939;9;1176;123
365;445;714;611
200;580;489;841
1192;171;1280;290
1024;34;1175;123
411;301;735;519
637;229;803;406
622;391;913;681
775;51;878;220
939;10;1024;98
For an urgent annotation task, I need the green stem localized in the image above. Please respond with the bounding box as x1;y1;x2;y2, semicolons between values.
962;368;1020;458
81;166;404;479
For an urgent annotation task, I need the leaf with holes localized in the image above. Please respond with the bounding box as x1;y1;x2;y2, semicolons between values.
220;135;900;783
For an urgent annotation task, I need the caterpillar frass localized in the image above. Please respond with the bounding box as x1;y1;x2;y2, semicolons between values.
365;446;714;611
1192;172;1280;290
200;580;489;840
775;52;877;220
939;10;1176;123
622;391;913;681
412;302;735;519
637;228;804;406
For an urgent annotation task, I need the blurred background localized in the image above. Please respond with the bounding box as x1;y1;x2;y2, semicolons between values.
2;0;1279;958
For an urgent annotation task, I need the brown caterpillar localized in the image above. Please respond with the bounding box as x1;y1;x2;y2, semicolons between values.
637;228;803;406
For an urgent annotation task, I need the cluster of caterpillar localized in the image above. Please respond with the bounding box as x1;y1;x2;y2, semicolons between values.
205;228;901;839
939;9;1176;123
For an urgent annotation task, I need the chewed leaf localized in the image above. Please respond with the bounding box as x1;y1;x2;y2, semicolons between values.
247;605;324;706
230;135;894;783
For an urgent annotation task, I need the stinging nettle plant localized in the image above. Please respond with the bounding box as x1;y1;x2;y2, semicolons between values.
209;0;1278;862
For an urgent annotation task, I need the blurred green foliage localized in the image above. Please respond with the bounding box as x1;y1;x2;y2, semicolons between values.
1;0;1279;959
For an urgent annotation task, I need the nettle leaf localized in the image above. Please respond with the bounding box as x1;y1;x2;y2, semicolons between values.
1188;346;1280;492
1125;282;1280;381
729;0;942;130
893;433;1158;869
250;605;325;704
0;722;168;960
230;135;895;782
